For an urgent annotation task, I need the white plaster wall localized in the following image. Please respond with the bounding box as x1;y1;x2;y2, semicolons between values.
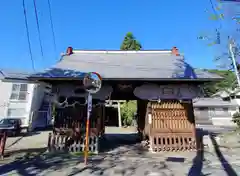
28;83;46;128
0;80;34;127
0;80;13;117
7;83;34;127
212;118;237;126
234;99;240;106
29;84;46;112
0;80;46;128
212;107;238;127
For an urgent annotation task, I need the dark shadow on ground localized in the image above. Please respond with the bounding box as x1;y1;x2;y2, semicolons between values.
209;133;238;176
166;157;185;163
99;133;147;155
188;129;205;176
33;126;53;132
2;147;47;158
0;147;174;176
0;148;83;176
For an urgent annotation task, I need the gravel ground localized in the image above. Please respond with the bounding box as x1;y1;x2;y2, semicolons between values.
1;147;240;176
1;127;240;176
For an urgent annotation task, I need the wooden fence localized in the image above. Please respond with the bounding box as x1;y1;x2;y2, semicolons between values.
149;100;197;152
48;132;99;154
48;104;105;153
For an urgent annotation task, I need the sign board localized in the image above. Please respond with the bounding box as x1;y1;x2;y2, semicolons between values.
134;84;200;100
87;93;92;113
148;114;152;124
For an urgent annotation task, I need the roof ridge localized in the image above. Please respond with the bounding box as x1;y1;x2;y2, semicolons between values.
72;50;173;54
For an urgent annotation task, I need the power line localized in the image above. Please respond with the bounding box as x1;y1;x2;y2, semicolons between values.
22;0;35;71
47;0;57;59
33;0;44;60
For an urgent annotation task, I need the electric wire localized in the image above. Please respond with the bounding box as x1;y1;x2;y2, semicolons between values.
47;0;57;59
22;0;35;71
33;0;44;60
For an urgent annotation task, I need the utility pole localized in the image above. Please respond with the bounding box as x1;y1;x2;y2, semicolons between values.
229;38;240;88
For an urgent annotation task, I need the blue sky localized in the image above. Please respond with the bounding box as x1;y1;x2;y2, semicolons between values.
0;0;237;72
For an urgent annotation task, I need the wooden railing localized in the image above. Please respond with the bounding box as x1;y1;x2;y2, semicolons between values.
150;132;196;152
48;104;105;154
48;132;99;154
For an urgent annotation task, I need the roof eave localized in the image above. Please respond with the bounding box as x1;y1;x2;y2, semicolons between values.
27;76;223;82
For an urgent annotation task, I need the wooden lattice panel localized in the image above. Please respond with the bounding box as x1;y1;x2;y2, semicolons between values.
54;105;104;137
151;101;195;133
150;132;196;152
48;132;99;154
149;100;196;152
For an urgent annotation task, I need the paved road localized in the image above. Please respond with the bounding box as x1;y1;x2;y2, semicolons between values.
196;124;236;134
4;131;49;153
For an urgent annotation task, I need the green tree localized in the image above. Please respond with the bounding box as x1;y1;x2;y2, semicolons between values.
120;32;142;50
198;1;240;96
203;69;236;96
232;112;240;128
121;101;137;126
119;32;141;126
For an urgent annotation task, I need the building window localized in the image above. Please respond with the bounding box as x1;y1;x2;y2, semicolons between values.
222;108;228;112
199;107;208;111
7;108;26;117
210;107;230;116
223;97;230;101
10;84;28;101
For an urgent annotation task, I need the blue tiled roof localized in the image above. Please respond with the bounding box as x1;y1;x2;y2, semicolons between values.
28;51;222;81
0;69;32;80
30;68;86;79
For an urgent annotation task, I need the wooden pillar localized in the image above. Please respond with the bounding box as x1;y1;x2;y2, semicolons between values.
102;105;105;135
117;102;122;127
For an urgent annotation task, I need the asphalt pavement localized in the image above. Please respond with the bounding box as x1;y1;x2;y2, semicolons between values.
196;124;236;134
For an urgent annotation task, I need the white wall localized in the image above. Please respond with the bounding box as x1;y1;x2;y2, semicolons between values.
212;117;237;126
194;106;239;127
29;83;47;129
0;80;13;117
0;80;34;126
211;107;238;127
0;80;46;128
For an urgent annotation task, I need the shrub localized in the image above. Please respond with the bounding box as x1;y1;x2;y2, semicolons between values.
121;101;137;126
232;112;240;127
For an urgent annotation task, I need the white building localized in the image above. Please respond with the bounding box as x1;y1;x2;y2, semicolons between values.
0;70;51;130
193;97;239;127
